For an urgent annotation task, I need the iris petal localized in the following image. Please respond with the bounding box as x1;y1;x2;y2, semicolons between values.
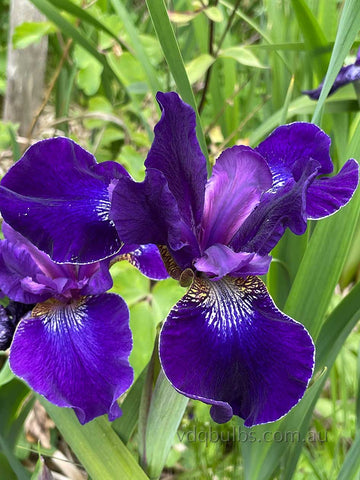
194;244;271;279
113;244;168;280
256;123;333;184
303;62;360;100
111;168;199;267
145;92;207;231
306;159;359;219
231;160;319;255
10;294;133;424
0;138;126;263
0;236;51;304
0;224;113;299
160;275;314;427
200;146;272;249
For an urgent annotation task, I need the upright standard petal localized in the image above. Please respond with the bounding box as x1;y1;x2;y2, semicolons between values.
160;275;314;427
145;92;207;231
200;146;272;249
231;160;319;256
10;294;133;424
0;138;127;263
111;168;200;265
256;123;334;187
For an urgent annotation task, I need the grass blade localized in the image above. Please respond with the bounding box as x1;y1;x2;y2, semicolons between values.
291;0;329;77
39;398;149;480
140;370;188;479
312;0;360;124
110;0;162;96
145;0;209;170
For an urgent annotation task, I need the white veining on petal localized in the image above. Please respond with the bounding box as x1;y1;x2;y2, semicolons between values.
95;198;112;221
33;298;87;333
173;275;265;340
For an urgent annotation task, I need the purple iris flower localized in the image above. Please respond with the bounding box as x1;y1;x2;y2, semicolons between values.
303;47;360;100
0;222;134;424
107;92;358;426
0;92;358;427
0;136;170;284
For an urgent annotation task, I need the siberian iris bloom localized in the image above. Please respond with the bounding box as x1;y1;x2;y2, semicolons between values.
107;93;358;426
0;222;164;423
303;47;360;100
0;93;358;426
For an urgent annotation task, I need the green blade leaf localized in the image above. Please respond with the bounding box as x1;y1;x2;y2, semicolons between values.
39;398;149;480
312;0;360;124
145;0;209;171
109;0;162;96
140;370;188;479
49;0;129;50
0;360;15;387
337;433;360;480
29;0;107;67
112;368;146;444
291;0;329;77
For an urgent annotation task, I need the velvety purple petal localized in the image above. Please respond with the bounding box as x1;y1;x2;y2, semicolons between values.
256;123;333;188
10;294;133;424
145;92;207;231
231;160;319;255
2;223;70;281
303;63;360;100
110;168;199;261
200;146;272;249
0;237;51;304
194;244;271;280
113;244;168;280
77;262;113;295
1;223;112;299
306;159;359;219
160;275;314;427
0;138;127;263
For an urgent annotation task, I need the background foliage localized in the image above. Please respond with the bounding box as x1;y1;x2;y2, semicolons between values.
0;0;360;479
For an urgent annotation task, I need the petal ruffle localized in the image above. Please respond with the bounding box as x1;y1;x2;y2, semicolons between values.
200;146;272;249
160;275;314;427
306;159;359;219
194;244;271;279
145;92;207;231
0;138;126;263
10;294;133;424
113;244;168;280
256;123;333;186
